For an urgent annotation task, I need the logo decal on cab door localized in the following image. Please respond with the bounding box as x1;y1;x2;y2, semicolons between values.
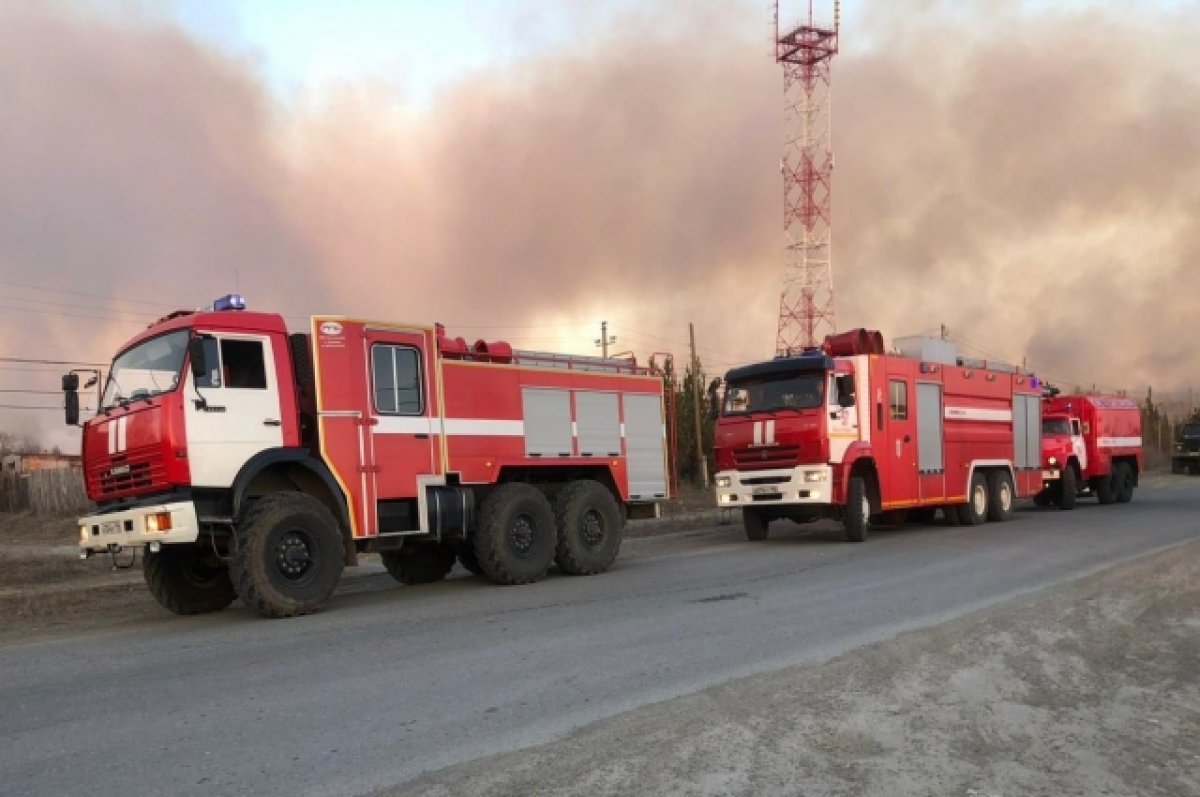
319;321;343;336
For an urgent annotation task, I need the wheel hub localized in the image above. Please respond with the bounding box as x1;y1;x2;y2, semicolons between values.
508;514;535;557
275;531;314;580
580;509;606;550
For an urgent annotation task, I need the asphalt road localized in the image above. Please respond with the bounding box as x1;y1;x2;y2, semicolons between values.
2;479;1198;797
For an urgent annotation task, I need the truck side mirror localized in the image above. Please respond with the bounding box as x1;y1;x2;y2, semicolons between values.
707;378;721;421
64;382;80;426
188;336;209;379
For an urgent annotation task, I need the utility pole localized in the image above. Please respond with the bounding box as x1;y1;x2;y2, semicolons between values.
689;323;709;487
595;321;615;358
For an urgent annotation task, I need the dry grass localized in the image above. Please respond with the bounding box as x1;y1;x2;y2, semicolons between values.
0;510;79;547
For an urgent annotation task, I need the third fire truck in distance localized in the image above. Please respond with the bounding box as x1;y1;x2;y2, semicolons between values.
1036;393;1143;509
712;330;1044;542
65;296;671;618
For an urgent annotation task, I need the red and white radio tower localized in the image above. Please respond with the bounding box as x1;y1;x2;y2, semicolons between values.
774;1;840;355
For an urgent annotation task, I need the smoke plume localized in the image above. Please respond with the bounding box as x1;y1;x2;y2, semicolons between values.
1;0;1197;449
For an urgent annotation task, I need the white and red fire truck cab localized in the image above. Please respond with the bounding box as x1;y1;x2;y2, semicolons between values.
712;330;1044;542
69;297;671;617
1037;393;1143;509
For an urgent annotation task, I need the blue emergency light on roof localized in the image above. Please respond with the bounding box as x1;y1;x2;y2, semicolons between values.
212;294;246;311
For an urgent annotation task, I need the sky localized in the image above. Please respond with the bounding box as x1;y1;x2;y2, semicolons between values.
1;0;1198;451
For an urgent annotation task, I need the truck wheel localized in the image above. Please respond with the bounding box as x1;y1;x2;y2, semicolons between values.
143;544;236;615
961;473;988;525
1093;472;1116;505
843;476;869;543
553;480;624;575
456;546;484;576
230;493;345;618
742;508;770;541
986;471;1014;522
1114;462;1135;504
473;483;556;585
381;544;456;585
1059;466;1077;510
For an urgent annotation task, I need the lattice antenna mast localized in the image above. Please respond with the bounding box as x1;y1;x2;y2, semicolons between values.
774;0;839;355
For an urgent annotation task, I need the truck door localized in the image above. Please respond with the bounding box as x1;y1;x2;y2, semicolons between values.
881;374;919;505
364;328;438;530
186;333;285;487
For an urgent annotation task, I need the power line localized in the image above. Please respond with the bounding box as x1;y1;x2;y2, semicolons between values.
0;278;181;309
0;356;105;367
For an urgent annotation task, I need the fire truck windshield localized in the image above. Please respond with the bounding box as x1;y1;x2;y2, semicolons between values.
724;373;824;415
1181;424;1200;440
101;330;189;409
1042;418;1072;436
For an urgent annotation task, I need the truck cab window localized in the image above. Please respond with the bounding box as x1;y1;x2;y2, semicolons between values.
372;344;422;415
889;379;908;421
221;340;267;389
196;337;266;389
834;374;856;408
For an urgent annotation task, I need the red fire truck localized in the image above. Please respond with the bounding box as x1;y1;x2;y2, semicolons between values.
712;330;1044;541
1036;393;1143;509
64;296;671;617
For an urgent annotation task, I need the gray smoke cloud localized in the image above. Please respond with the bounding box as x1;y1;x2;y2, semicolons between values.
1;0;1197;450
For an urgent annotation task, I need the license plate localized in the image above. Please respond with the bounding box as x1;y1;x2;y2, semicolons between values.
100;520;122;536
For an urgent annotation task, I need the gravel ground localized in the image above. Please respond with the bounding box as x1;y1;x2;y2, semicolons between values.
389;538;1200;797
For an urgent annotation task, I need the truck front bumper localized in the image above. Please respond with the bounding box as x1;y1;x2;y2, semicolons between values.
79;500;200;555
714;465;834;507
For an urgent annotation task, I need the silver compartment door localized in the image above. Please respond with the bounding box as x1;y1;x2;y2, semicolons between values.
623;394;667;499
522;388;572;457
576;391;621;457
916;382;944;473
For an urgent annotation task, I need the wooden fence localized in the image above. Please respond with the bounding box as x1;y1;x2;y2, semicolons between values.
0;468;92;515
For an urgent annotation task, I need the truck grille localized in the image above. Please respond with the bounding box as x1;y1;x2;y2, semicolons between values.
734;445;801;471
86;446;166;499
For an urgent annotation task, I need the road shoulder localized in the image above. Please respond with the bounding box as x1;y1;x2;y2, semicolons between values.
386;538;1200;797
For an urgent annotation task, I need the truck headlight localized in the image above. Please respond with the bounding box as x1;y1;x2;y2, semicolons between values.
1047;456;1058;466
716;476;731;488
145;512;173;533
804;470;826;483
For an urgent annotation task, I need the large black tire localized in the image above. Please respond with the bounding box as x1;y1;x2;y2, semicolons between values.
143;544;236;615
230;493;345;618
961;473;988;525
473;483;556;585
553;480;624;575
1093;471;1116;505
1059;465;1077;510
742;508;770;541
381;544;456;585
843;476;869;543
986;470;1015;522
1114;462;1135;504
456;546;484;576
